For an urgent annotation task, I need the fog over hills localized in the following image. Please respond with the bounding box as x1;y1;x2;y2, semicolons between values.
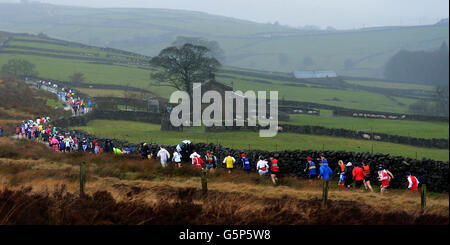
0;1;448;77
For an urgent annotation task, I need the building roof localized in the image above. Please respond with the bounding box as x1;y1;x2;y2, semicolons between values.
192;79;246;99
201;78;233;91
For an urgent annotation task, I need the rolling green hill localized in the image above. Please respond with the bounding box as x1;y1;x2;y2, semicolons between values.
0;2;448;78
1;31;448;159
0;31;438;114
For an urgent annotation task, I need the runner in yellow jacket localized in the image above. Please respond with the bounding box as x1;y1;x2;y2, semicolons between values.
223;155;236;174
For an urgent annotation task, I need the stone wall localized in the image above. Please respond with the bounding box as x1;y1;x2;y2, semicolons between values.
51;109;162;128
205;124;449;149
62;127;450;193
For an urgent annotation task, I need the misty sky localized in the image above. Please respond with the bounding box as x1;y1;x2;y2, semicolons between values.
3;0;449;29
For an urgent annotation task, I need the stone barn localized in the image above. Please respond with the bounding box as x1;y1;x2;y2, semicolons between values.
198;78;250;124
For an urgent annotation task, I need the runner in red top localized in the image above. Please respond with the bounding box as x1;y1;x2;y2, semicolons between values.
193;156;204;171
378;166;394;194
352;163;366;191
269;156;279;185
406;172;419;191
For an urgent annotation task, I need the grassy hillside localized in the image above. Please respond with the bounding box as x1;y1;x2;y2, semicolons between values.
2;31;448;159
72;120;449;161
0;31;437;114
0;2;448;77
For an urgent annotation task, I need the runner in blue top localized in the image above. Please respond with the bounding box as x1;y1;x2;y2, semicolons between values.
318;160;333;181
304;156;317;184
59;140;65;152
242;157;251;174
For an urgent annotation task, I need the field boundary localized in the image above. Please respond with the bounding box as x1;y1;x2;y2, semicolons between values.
49;126;450;193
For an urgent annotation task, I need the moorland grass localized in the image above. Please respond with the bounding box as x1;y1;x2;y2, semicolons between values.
0;137;448;225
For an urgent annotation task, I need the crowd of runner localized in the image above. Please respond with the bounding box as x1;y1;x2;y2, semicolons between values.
36;80;92;116
303;155;425;193
14;117;105;154
153;145;425;192
4;118;426;192
0;80;426;193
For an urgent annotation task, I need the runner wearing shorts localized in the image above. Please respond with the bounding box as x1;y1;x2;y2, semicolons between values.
270;156;280;185
363;162;374;192
378;166;394;193
205;151;217;173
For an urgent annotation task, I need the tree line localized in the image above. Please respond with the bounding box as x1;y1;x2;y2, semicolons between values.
384;42;449;86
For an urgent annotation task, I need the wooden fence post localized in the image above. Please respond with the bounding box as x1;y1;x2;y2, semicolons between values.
322;180;329;208
421;184;427;214
201;168;208;199
80;161;87;198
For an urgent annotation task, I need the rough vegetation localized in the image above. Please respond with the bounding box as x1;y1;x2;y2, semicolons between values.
1;186;447;225
0;78;67;134
0;138;448;225
0;78;64;118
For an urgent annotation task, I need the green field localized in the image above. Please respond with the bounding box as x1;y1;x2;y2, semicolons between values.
77;88;132;98
0;53;177;97
0;2;448;77
2;31;448;160
217;75;419;113
283;114;449;139
0;41;426;114
72;120;449;161
6;38;144;60
345;80;435;91
46;98;66;108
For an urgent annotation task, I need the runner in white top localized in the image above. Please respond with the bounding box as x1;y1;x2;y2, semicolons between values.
256;157;269;176
172;151;182;168
190;151;201;165
157;146;170;168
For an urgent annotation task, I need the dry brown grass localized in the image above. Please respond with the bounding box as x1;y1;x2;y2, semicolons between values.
0;108;34;119
0;137;448;224
0;181;447;225
0;78;66;136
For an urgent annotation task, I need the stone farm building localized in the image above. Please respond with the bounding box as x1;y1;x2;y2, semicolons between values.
166;79;255;123
195;79;250;122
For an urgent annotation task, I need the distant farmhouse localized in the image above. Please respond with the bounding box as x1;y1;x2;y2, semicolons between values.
293;70;337;79
195;79;255;121
196;78;249;113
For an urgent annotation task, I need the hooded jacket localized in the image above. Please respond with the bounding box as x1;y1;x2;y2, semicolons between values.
352;166;366;181
319;164;333;181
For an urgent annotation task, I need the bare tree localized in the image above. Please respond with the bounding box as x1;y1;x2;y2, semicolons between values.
1;59;38;78
150;43;221;96
69;72;85;84
172;36;226;63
